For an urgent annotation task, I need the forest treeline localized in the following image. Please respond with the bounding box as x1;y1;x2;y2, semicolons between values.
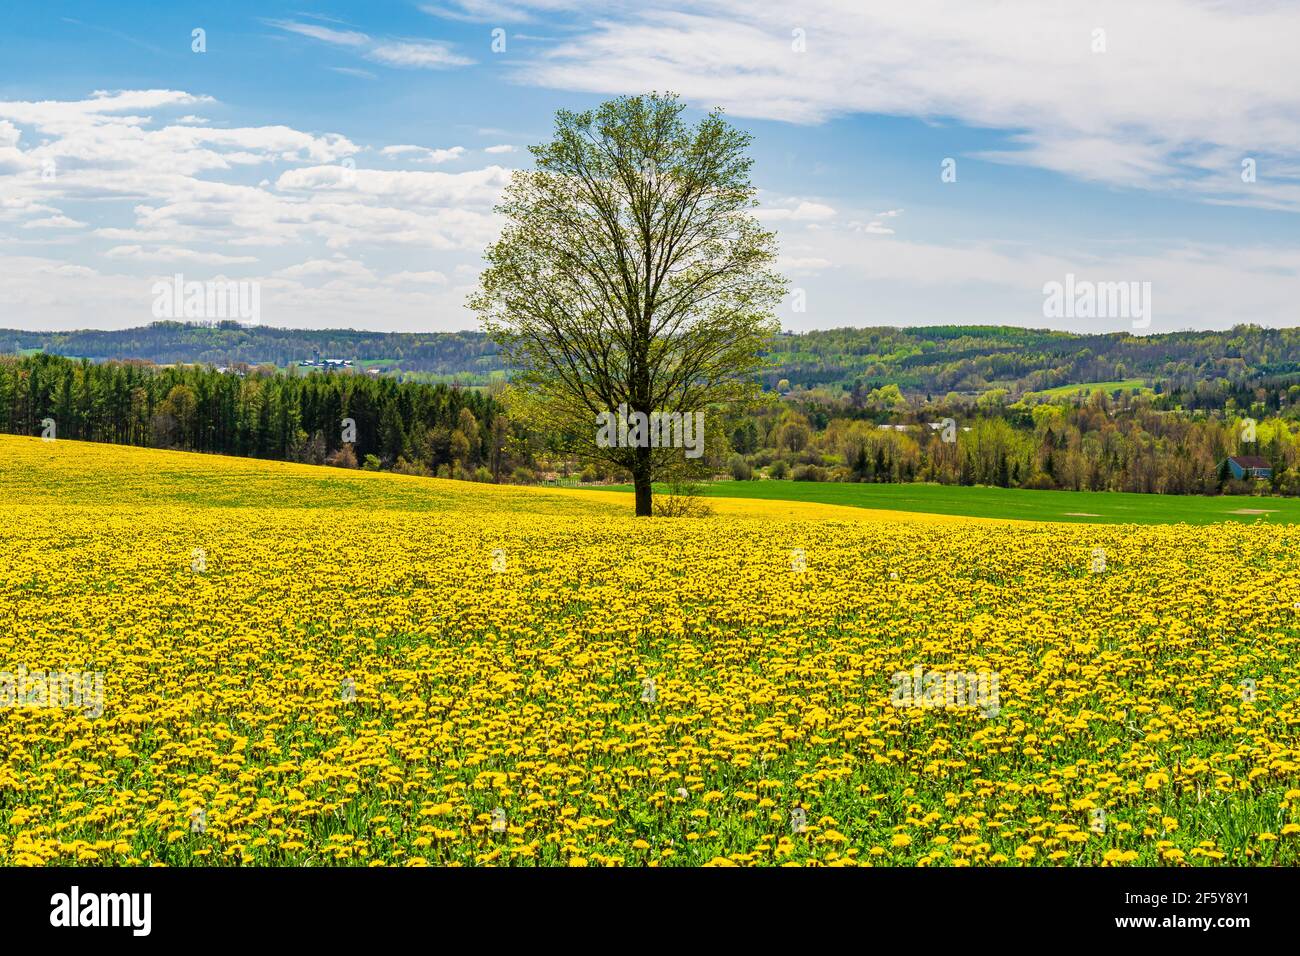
10;321;1300;395
763;324;1300;394
6;348;1300;496
5;322;504;379
724;379;1300;495
0;352;523;480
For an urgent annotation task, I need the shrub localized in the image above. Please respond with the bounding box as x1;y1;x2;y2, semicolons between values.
768;459;788;480
393;457;432;477
791;464;826;482
327;445;358;469
1020;472;1057;491
652;481;713;518
729;454;753;481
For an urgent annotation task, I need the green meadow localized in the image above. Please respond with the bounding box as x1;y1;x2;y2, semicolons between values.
596;479;1300;525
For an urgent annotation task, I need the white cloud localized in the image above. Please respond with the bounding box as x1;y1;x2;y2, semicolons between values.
3;60;1296;335
507;0;1300;210
778;255;833;272
380;144;467;164
0;89;512;329
390;269;449;284
265;20;370;47
775;224;1300;332
275;164;509;206
0;89;213;136
266;19;475;72
0;254;476;331
484;144;517;154
276;258;377;280
419;1;573;24
758;199;836;222
23;215;86;229
369;41;475;69
105;245;258;265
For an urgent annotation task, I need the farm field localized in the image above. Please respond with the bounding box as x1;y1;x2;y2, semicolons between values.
1022;379;1153;401
598;479;1300;525
2;435;1299;866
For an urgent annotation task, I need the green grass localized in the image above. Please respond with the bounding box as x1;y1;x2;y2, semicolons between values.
1023;378;1151;400
593;479;1300;525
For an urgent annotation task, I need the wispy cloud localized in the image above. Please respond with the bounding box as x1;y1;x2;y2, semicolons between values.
491;0;1300;212
265;19;474;71
369;41;474;69
264;19;369;47
381;144;467;164
419;1;557;24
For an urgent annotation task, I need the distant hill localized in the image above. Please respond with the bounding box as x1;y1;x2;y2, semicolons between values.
1;322;506;383
7;321;1300;395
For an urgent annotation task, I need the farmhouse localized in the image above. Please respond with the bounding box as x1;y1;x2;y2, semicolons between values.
1223;455;1273;480
297;358;353;370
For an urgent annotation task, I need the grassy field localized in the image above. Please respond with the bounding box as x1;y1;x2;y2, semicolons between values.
596;480;1300;525
1022;379;1151;401
3;435;1299;867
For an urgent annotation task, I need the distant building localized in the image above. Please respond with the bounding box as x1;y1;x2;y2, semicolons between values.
1223;455;1272;480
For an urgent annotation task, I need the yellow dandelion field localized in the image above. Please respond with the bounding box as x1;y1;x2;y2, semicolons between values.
1;434;1298;867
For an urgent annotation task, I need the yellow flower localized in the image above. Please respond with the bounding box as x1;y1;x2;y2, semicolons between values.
3;434;1299;869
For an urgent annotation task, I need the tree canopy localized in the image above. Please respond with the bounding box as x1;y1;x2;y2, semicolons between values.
471;92;786;515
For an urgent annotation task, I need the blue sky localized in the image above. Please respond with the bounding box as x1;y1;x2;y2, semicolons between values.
2;1;1298;333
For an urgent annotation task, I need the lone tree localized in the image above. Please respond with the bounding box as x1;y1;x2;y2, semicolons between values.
471;93;786;516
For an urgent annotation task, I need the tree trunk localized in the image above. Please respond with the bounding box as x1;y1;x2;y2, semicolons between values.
633;446;652;516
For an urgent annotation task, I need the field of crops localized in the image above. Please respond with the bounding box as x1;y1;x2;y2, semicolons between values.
2;435;1299;866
